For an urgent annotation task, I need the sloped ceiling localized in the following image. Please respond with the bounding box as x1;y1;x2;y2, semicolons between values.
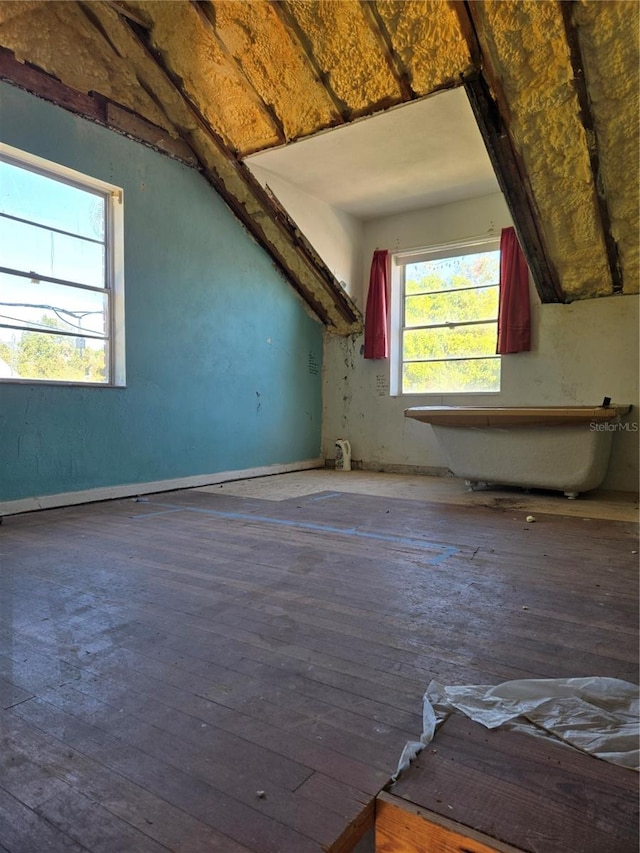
0;0;638;333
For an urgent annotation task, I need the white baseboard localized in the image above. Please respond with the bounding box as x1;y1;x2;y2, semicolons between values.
0;457;324;516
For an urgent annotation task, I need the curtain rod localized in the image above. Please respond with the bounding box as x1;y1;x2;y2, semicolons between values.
392;229;502;266
391;225;500;260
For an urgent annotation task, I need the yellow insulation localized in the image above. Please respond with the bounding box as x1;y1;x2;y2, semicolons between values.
213;1;339;147
377;0;472;93
127;0;280;153
1;0;635;308
0;0;173;131
479;0;612;299
83;2;359;334
574;0;639;295
287;0;402;111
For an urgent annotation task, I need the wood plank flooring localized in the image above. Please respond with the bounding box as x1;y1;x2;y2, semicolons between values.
0;474;637;852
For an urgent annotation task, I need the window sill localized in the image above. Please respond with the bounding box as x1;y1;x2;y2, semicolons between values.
0;378;126;388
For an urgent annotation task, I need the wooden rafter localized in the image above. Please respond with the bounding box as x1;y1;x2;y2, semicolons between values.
457;1;565;303
464;72;564;303
75;1;361;333
191;0;287;149
104;0;151;30
271;0;350;123
359;1;415;102
79;2;127;60
449;0;482;71
559;1;623;295
0;47;197;166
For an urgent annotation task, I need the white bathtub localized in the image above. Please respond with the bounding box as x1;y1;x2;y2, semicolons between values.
405;405;631;498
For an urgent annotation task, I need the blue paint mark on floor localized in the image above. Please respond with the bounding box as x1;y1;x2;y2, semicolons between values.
307;492;342;502
133;501;459;562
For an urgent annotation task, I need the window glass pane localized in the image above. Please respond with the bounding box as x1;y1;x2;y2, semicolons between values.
0;216;105;288
405;285;498;327
403;358;500;394
404;322;498;361
0;272;108;337
0;160;105;240
405;250;500;295
0;149;123;386
0;328;108;383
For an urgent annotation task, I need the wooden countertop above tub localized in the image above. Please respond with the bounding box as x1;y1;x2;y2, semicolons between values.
404;405;632;428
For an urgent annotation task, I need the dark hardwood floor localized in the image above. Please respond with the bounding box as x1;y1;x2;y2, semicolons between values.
0;482;637;851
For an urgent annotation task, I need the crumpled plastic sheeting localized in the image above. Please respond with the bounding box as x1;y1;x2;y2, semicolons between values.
391;691;437;781
393;676;639;780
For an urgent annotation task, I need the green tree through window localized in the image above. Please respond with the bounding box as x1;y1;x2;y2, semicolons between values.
400;247;500;393
0;316;106;382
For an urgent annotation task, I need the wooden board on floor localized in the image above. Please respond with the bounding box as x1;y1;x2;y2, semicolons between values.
378;714;639;853
376;793;522;853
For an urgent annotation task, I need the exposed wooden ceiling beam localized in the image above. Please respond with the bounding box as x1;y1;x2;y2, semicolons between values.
0;47;98;121
104;0;151;30
359;1;416;102
559;0;623;295
77;2;360;333
449;0;482;70
0;47;196;166
191;1;287;149
271;1;350;123
464;71;565;304
79;1;127;60
457;1;565;303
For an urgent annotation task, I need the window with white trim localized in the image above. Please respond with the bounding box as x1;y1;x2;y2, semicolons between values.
391;239;500;395
0;143;125;385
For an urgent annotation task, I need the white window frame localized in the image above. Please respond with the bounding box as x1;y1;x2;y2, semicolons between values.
0;142;125;386
390;237;501;397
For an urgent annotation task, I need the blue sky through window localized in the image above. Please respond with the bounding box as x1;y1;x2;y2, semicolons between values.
0;157;110;380
1;161;107;337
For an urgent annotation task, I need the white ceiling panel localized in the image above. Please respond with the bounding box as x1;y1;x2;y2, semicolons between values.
245;88;499;221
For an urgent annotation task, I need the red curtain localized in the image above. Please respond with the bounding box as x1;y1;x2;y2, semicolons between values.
496;227;531;354
364;249;389;359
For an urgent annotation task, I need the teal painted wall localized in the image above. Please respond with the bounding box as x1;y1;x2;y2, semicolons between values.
0;83;323;501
